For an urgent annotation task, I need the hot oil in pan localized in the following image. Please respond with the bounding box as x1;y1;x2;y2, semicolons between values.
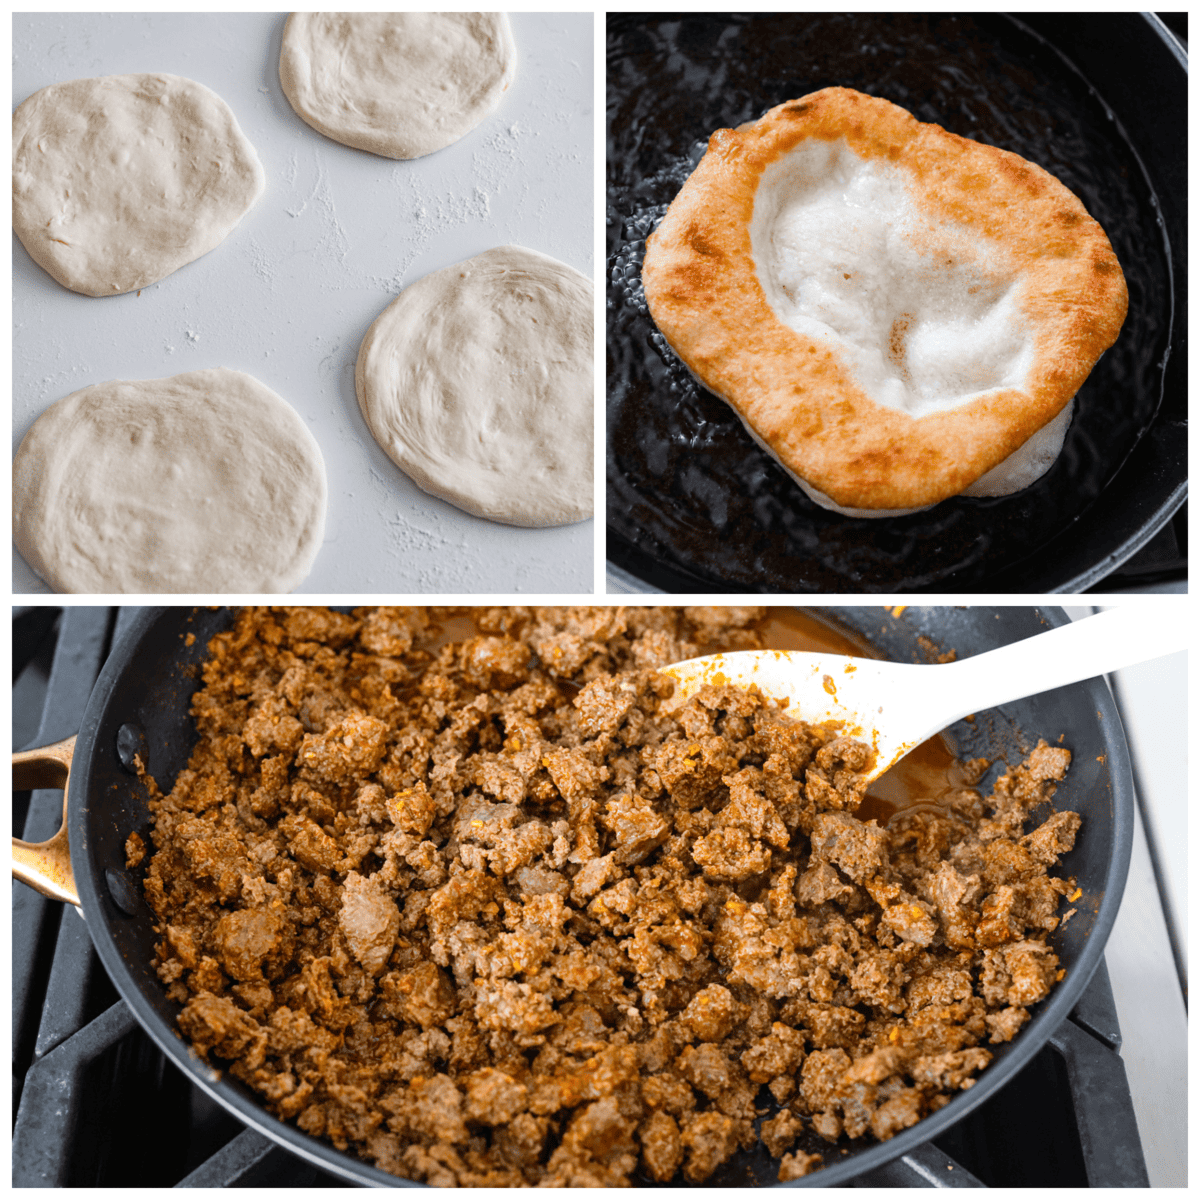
607;13;1171;591
756;607;973;824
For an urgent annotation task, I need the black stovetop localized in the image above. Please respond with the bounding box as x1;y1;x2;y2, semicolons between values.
11;607;1150;1187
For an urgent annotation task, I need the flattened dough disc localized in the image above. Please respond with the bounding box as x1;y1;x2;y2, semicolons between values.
356;245;594;527
279;12;516;159
13;368;327;594
12;74;265;297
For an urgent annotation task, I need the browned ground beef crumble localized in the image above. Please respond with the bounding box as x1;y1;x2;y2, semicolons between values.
136;606;1079;1185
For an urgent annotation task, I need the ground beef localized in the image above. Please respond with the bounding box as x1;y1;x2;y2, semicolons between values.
138;606;1079;1185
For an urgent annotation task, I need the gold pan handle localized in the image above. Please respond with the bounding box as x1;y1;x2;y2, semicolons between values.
12;735;80;907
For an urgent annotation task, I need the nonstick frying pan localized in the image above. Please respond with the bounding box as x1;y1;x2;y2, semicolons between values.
607;13;1186;593
12;606;1136;1186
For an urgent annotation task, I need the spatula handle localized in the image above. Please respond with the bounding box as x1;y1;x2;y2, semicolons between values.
934;606;1186;727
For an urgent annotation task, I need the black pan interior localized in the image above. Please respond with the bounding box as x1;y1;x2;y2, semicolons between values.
69;606;1133;1187
607;13;1185;593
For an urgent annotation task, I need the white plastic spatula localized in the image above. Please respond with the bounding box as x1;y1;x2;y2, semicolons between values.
661;607;1187;784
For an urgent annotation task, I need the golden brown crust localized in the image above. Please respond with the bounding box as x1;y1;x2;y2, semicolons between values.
641;87;1128;510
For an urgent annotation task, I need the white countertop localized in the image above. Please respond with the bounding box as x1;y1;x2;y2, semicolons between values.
1065;605;1187;1188
13;11;595;595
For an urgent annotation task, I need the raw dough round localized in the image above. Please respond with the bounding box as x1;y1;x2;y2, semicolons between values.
12;74;265;297
355;245;593;527
13;368;327;594
279;12;516;160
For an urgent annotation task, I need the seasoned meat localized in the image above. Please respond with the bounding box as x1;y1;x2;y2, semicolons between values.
810;811;890;883
380;962;455;1029
741;1022;807;1083
338;872;399;975
640;1109;684;1182
779;1149;824;1180
210;905;292;982
761;1108;804;1156
681;984;738;1043
680;1111;746;1184
139;607;1080;1185
124;830;146;868
177;992;266;1062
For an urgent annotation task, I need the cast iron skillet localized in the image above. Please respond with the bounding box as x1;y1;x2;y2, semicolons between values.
607;13;1186;592
15;606;1134;1186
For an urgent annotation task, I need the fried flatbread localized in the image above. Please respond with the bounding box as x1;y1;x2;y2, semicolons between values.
641;87;1128;512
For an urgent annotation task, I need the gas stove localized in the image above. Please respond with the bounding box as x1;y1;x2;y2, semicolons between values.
12;606;1169;1186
